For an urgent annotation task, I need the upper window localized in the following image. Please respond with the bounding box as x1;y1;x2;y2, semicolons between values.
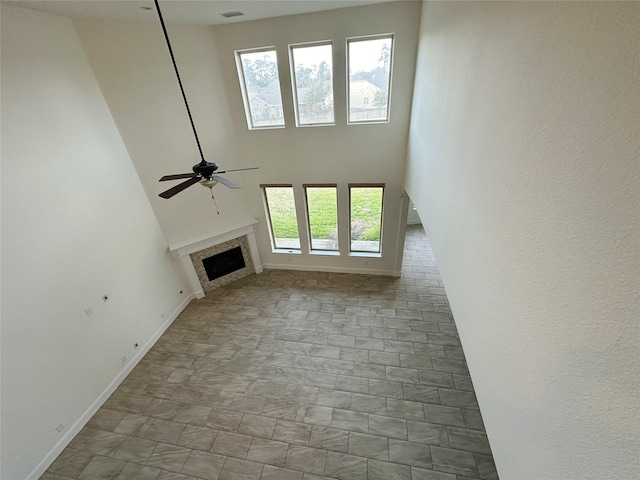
290;42;335;126
262;185;300;251
304;185;339;252
236;48;285;129
349;184;384;253
347;34;394;124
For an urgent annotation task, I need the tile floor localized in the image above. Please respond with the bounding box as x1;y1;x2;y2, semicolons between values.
42;225;498;480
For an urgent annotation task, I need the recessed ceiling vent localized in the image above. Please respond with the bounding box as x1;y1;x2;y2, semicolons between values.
221;11;244;18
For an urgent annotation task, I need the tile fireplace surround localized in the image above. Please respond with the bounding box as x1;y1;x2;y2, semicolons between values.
170;220;263;298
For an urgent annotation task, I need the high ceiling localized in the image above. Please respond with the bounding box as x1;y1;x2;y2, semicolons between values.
4;0;404;25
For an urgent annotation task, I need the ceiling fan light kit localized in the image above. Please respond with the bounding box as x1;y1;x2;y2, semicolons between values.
153;0;257;202
199;178;218;188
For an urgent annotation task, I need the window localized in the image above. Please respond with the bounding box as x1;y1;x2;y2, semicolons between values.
290;42;334;126
304;185;338;252
262;185;300;250
347;34;394;124
349;184;384;253
236;48;285;129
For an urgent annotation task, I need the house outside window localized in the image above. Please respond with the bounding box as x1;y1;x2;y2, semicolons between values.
347;34;394;124
236;47;285;129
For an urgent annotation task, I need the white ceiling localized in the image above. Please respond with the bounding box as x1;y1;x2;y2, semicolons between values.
4;0;403;25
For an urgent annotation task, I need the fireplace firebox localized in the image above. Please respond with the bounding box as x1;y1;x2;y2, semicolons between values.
202;246;246;281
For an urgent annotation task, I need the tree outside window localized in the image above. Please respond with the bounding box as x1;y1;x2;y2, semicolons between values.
290;42;335;126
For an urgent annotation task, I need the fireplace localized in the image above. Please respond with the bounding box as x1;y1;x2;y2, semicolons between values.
190;236;254;292
169;220;262;298
203;246;245;281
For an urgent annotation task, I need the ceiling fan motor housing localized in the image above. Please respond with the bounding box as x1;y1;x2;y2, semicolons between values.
193;161;219;179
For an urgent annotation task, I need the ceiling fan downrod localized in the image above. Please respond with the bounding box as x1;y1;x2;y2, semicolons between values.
154;0;206;164
154;0;259;200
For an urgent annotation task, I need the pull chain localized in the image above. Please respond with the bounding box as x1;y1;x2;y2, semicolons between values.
210;187;220;215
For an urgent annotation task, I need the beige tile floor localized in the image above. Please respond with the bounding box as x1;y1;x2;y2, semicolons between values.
42;225;498;480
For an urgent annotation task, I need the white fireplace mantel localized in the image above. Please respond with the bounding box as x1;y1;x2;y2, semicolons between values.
169;219;262;299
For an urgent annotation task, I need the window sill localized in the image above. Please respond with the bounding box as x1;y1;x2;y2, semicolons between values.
309;250;340;256
272;248;302;255
249;125;285;131
349;251;382;258
295;123;336;128
347;119;390;126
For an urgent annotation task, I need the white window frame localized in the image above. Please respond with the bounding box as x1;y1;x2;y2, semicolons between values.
346;33;394;125
289;40;335;128
235;46;285;130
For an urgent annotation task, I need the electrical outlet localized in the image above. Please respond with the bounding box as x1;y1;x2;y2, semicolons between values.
120;355;127;363
160;313;166;319
55;424;65;432
84;308;93;316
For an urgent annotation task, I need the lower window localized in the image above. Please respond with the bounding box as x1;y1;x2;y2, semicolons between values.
349;184;384;253
305;185;339;252
262;185;300;250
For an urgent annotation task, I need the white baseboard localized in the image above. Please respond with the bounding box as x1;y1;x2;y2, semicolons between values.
26;294;195;480
261;263;396;277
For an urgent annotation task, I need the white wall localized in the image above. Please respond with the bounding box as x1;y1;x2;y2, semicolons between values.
75;2;421;275
406;2;639;479
407;199;421;225
211;2;421;275
73;18;250;246
0;5;190;479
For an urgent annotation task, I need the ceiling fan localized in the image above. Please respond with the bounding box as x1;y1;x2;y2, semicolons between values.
153;0;257;201
159;163;258;199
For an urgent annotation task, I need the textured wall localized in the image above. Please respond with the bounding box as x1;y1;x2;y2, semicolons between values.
405;2;639;479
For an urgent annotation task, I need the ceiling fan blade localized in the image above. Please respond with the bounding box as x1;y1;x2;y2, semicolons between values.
215;167;260;174
159;176;201;198
160;173;196;181
212;175;240;189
